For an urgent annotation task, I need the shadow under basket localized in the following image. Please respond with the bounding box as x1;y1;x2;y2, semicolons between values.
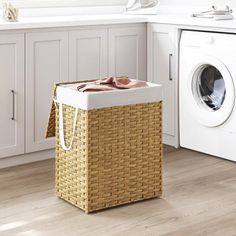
47;82;163;213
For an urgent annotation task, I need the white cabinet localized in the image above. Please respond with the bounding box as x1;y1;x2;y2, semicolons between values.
109;26;147;80
69;29;108;81
26;31;68;153
25;25;146;155
0;24;148;164
0;34;24;158
148;24;179;147
69;25;146;82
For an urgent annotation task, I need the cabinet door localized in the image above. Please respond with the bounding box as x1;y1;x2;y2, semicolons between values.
148;24;178;142
69;29;108;81
109;25;146;81
0;34;24;158
26;31;68;153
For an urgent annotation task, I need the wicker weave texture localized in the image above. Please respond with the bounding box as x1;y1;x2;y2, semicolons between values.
55;102;163;213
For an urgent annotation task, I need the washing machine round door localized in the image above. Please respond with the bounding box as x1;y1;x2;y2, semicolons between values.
189;56;235;127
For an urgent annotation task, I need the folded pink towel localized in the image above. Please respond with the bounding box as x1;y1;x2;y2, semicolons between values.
77;76;148;92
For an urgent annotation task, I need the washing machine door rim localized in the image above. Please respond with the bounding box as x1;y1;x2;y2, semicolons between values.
188;55;235;127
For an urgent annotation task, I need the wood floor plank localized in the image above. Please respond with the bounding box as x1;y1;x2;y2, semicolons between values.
0;147;236;236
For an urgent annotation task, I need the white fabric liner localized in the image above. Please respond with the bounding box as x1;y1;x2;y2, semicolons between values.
56;80;163;110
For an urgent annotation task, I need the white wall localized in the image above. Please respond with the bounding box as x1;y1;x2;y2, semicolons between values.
9;0;236;11
11;0;235;9
10;0;127;8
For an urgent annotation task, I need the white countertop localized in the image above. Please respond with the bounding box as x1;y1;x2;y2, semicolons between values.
1;13;236;32
148;14;236;31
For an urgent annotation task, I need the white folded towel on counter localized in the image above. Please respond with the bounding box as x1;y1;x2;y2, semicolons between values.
192;5;234;21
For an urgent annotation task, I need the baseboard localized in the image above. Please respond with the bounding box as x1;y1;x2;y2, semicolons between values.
0;149;55;169
163;134;179;148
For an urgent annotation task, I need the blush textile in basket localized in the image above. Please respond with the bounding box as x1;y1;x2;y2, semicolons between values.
46;80;163;213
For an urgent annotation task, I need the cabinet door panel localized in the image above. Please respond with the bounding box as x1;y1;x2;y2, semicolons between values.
69;29;108;81
0;34;24;158
109;26;146;81
152;31;175;136
26;32;68;153
148;23;179;145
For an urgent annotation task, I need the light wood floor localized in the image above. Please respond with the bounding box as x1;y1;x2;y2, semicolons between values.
1;147;236;236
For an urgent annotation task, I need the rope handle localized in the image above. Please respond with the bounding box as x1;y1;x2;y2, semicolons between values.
54;99;78;151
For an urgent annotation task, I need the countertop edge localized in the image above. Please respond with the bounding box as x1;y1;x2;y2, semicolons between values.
1;14;236;33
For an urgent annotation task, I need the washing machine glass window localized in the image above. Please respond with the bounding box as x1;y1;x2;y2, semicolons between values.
199;65;226;111
189;57;235;127
193;65;226;111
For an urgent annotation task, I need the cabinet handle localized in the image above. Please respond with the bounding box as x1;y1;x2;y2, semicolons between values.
169;53;173;81
11;90;15;121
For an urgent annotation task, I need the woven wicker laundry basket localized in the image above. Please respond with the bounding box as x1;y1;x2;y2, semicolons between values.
46;81;163;213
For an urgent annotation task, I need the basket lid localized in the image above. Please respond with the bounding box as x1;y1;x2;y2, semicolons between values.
46;85;57;138
46;81;91;138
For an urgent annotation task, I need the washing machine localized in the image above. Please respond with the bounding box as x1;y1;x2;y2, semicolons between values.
179;30;236;162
